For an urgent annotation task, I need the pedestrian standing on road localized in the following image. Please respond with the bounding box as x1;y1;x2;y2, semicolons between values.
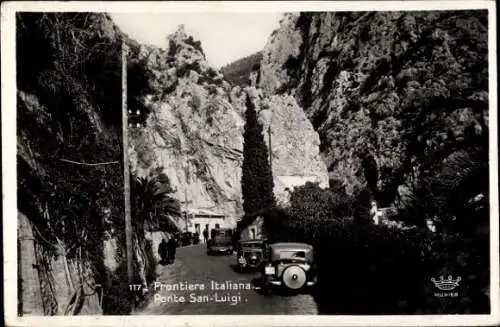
158;238;168;265
203;228;209;244
167;235;177;264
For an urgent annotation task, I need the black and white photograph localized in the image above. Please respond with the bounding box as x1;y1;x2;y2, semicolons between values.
2;1;498;326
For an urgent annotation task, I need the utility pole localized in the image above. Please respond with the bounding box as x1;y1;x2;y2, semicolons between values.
122;41;134;311
184;189;192;232
268;123;272;173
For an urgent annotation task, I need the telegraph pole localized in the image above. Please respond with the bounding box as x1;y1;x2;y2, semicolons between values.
122;41;134;311
268;123;272;173
184;189;192;232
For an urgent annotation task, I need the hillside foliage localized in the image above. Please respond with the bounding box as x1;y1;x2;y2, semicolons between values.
221;51;263;86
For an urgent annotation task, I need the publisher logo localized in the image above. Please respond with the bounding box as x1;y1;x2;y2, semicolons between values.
431;275;461;298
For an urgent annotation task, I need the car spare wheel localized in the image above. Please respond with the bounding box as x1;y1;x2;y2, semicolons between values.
248;254;260;267
282;265;307;290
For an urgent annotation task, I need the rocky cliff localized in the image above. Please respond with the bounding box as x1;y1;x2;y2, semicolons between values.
130;25;329;223
258;11;488;202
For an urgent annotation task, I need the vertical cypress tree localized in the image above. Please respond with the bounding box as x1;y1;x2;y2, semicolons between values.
241;94;275;216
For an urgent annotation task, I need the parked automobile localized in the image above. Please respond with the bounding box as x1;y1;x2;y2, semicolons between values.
260;242;317;293
207;232;233;255
236;239;266;272
179;232;193;246
192;232;200;245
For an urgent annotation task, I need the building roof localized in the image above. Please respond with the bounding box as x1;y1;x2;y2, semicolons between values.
183;208;225;218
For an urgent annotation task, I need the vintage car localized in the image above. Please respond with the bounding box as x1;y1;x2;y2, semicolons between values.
207;232;233;255
192;232;200;245
261;242;317;292
179;232;193;246
236;240;266;271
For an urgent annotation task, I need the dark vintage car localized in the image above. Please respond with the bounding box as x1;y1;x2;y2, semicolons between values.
207;232;233;255
179;232;193;246
261;242;317;292
192;232;200;245
236;240;266;272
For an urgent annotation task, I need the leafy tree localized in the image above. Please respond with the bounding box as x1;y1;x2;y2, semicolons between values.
398;134;488;231
288;182;354;223
241;94;275;218
131;168;180;234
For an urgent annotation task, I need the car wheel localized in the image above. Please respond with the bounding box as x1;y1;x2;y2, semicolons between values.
282;266;307;290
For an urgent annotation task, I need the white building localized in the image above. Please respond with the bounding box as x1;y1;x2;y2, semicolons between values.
182;208;232;242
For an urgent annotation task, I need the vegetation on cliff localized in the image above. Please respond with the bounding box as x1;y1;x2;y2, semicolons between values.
16;12;160;314
221;51;263;86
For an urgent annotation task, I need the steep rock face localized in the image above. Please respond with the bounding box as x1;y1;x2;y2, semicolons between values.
249;90;329;204
259;13;303;96
259;11;488;200
130;28;245;223
130;27;329;222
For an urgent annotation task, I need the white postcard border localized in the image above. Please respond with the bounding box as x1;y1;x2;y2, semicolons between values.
2;1;498;326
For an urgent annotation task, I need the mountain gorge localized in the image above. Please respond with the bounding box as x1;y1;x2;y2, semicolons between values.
15;9;489;316
130;25;328;224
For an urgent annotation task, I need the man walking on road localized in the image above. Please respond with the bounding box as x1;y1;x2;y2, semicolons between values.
167;235;178;264
203;228;209;244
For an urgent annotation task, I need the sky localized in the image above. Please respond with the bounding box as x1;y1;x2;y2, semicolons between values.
110;13;283;68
